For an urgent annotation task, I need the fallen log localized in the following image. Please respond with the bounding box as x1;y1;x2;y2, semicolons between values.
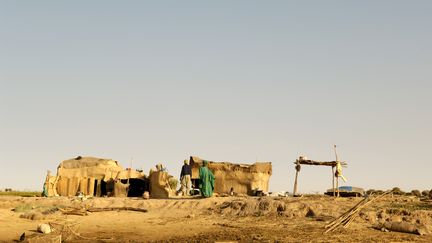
380;222;428;235
58;206;148;216
58;207;88;216
87;207;148;213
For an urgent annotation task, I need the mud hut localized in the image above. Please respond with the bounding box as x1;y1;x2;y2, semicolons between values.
44;156;148;197
189;156;272;196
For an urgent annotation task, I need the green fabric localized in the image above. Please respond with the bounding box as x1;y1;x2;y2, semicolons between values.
199;162;215;198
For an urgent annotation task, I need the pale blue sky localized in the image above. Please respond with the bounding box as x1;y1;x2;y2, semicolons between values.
1;1;431;193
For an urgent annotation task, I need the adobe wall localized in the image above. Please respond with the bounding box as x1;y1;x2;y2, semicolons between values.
190;157;272;195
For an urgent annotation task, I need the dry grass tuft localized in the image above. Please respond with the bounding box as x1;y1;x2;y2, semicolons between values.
0;191;41;197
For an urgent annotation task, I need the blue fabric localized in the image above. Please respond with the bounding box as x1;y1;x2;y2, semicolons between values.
338;186;353;191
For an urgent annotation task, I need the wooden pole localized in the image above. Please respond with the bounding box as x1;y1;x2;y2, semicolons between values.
336;176;339;197
334;144;339;161
332;166;335;197
293;160;301;196
334;145;339;197
293;170;299;196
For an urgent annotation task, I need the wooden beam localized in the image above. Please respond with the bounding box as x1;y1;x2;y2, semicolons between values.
336;176;339;197
294;159;347;167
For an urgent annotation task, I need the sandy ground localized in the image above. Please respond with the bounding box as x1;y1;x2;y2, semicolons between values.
0;195;432;242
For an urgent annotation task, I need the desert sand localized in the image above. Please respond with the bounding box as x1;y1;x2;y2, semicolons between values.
0;194;431;242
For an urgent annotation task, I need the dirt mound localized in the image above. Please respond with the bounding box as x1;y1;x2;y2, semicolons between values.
216;197;325;218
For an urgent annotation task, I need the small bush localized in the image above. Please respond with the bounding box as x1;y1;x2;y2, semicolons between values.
0;191;41;197
392;187;405;195
411;190;421;197
366;189;375;195
13;204;33;212
421;190;429;196
168;178;178;190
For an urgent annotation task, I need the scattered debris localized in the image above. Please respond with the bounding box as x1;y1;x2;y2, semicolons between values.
37;223;52;234
19;232;25;242
27;234;61;243
46;221;113;241
268;191;289;197
20;212;45;220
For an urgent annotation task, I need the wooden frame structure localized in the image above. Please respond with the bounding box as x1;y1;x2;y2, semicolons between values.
292;157;347;197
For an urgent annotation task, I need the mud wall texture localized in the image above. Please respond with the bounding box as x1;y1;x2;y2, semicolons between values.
45;157;146;197
148;171;175;199
190;156;272;195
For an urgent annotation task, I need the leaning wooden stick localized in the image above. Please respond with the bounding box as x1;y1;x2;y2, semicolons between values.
324;190;391;233
59;206;148;215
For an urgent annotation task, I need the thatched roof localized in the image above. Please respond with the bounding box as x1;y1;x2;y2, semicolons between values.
59;156;122;169
190;156;272;174
57;156;124;180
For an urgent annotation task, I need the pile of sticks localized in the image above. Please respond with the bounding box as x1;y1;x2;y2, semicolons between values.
48;221;114;241
324;191;391;233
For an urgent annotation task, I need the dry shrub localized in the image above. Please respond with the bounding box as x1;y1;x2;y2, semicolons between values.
411;190;421;197
366;189;375;195
421;190;429;197
13;204;33;212
168;178;178;190
218;198;315;218
20;212;45;220
258;199;270;211
392;187;405;195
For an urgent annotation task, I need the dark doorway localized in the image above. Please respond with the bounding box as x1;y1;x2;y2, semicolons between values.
127;179;149;197
100;180;107;196
191;179;199;189
118;179;149;197
93;180;98;196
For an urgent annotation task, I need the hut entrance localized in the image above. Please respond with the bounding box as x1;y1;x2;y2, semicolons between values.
100;180;107;196
191;179;199;190
127;178;149;197
119;179;149;197
93;180;98;196
93;180;108;197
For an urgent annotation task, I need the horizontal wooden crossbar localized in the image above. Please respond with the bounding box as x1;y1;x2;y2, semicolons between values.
294;159;347;167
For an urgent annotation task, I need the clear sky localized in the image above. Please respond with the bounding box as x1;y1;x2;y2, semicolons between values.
1;1;431;193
